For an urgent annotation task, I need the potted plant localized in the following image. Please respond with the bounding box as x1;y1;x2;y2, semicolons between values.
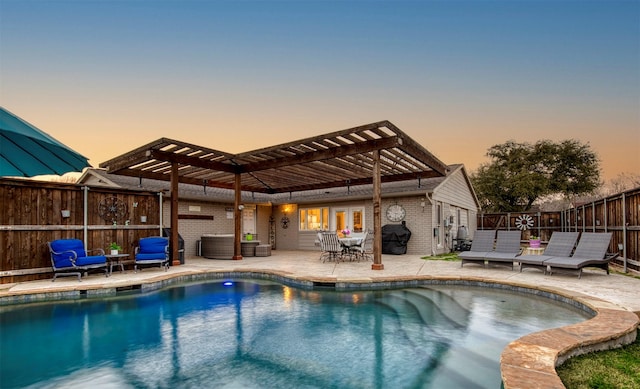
529;235;541;248
109;242;122;255
341;227;351;237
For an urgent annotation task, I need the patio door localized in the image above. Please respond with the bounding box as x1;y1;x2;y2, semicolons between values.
334;207;364;234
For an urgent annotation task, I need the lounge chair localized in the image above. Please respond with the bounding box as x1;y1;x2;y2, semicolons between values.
518;232;580;273
48;238;108;281
544;232;617;278
459;230;496;267
484;231;523;270
134;237;169;272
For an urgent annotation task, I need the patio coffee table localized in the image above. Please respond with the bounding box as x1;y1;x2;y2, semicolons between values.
105;253;131;275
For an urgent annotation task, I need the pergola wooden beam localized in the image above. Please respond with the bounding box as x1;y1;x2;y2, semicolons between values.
99;121;449;269
147;149;239;174
238;136;402;173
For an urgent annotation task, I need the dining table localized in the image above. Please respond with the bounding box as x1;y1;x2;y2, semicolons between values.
339;236;363;247
338;236;364;261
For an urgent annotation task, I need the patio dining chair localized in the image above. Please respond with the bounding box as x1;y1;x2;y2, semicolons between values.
320;232;343;263
349;231;372;262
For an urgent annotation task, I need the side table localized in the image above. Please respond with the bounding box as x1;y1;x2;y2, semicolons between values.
522;247;545;256
105;253;130;275
241;240;260;257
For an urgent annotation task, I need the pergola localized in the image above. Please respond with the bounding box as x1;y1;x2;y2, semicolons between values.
99;120;448;270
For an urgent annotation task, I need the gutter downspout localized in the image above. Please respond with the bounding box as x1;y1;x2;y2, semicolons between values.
424;192;435;256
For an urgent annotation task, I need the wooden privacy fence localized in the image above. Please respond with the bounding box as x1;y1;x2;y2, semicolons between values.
478;186;640;273
0;178;162;283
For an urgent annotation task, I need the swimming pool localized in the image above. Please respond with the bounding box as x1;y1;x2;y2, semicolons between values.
0;279;591;388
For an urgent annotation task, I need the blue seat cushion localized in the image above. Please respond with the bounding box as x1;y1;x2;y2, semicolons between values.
136;252;167;261
76;255;107;266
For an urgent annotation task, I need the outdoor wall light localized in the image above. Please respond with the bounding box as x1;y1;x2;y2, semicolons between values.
618;243;624;251
61;210;71;218
140;215;147;223
420;198;426;212
238;204;245;211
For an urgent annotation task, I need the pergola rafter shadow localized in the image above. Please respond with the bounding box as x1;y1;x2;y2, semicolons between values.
100;120;448;269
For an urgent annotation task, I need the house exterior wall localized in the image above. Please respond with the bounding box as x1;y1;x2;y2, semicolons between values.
431;168;479;252
145;168;477;258
274;197;437;256
161;199;232;256
273;204;300;250
161;199;272;256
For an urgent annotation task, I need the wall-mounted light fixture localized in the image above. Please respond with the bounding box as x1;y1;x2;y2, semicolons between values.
61;210;71;218
618;243;624;252
140;215;147;223
420;198;426;212
596;220;600;225
238;204;245;211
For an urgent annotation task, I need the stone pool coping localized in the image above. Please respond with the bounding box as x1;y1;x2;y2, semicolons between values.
1;267;638;389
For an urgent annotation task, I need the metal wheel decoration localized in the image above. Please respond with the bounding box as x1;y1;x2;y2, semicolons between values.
515;215;534;230
98;197;128;223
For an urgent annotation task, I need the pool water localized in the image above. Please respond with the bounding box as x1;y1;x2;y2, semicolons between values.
0;280;590;389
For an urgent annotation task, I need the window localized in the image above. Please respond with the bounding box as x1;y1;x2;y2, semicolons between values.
299;207;329;231
334;207;364;233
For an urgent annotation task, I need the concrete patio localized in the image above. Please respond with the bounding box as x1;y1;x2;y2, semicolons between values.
1;251;638;389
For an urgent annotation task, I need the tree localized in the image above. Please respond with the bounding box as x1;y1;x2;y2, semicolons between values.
471;139;600;212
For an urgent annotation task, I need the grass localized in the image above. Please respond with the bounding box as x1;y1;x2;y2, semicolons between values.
557;337;640;389
421;252;460;261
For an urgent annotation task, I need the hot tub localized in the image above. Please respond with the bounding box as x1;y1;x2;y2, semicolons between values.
201;234;234;259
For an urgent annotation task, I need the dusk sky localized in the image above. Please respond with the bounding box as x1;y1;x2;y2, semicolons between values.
1;0;638;181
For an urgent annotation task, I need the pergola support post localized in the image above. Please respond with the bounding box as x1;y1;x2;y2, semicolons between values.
371;150;383;270
170;163;180;266
233;173;243;260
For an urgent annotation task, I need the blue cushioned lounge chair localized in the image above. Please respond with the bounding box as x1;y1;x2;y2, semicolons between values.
135;236;169;272
48;238;108;281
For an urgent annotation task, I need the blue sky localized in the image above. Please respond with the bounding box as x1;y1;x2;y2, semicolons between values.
1;0;638;180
